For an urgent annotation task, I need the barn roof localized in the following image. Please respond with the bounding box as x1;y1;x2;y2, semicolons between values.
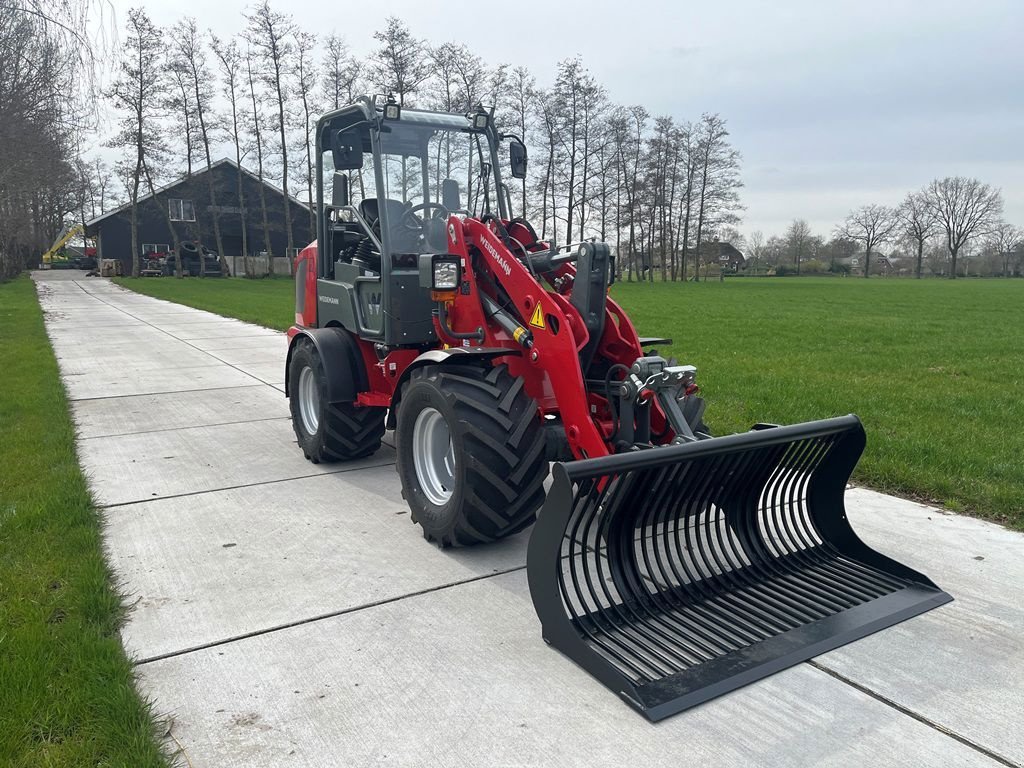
85;158;309;230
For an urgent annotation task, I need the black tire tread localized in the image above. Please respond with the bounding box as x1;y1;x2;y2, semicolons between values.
401;363;548;547
289;339;385;462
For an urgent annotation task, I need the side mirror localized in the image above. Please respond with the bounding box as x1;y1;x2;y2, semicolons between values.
332;172;349;208
509;141;527;179
331;129;363;171
441;178;462;211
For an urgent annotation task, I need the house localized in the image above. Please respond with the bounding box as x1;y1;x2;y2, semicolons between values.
840;253;903;275
84;159;313;276
707;241;746;271
875;255;900;274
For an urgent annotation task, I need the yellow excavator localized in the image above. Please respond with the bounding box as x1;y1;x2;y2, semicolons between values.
40;224;84;268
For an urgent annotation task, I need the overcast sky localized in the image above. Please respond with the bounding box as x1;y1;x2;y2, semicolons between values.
102;0;1023;238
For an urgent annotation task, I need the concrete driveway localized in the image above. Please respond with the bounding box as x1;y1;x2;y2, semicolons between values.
34;271;1024;767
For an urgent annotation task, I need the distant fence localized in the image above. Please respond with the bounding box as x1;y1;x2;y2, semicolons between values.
227;255;294;277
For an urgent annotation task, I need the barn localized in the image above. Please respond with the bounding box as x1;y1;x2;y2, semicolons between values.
84;159;313;276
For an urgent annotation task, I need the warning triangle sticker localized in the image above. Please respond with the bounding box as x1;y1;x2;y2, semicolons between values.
529;303;546;330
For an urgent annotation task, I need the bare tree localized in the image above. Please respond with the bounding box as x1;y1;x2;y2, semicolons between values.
485;62;510;122
535;91;558;241
369;18;429;207
92;157;112;214
836;204;899;277
925;176;1004;279
322;33;359;110
172;18;224;275
107;7;166;278
166;62;196;177
212;35;250;276
292;29;318;234
321;33;364;202
674;122;698;281
593;122;617;247
425;43;463;200
0;0;109;279
824;237;857;273
550;58;596;244
77;156;112;224
245;0;297;273
987;221;1021;277
574;69;607;242
451;47;487;207
692;113;743;279
898;190;937;279
504;66;535;216
369;17;429;106
784;219;813;274
746;230;765;269
643;115;674;280
615;105;647;280
246;49;274;272
139;155;183;276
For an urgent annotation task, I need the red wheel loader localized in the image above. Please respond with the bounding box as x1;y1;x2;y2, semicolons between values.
286;96;950;720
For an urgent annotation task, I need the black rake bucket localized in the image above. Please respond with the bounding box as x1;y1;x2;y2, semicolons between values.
526;415;952;721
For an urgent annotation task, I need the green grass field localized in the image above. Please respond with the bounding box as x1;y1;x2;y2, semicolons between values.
115;275;1024;528
116;274;297;330
0;276;169;767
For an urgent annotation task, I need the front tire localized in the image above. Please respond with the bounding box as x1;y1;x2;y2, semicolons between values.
396;363;548;547
288;339;385;462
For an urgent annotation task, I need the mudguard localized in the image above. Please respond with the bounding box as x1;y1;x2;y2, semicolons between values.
384;347;521;429
285;326;367;402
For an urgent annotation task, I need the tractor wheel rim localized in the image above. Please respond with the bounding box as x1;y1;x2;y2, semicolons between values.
298;366;320;435
412;407;455;506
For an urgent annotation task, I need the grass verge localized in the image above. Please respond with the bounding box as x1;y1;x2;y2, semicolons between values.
0;275;169;767
112;275;1024;528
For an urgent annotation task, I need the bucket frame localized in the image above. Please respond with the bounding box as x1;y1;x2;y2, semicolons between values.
527;415;952;721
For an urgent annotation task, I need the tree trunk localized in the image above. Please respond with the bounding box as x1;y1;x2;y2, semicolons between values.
129;197;140;278
916;240;924;279
864;245;871;277
248;57;273;275
192;77;225;275
201;164;224;276
949;246;958;279
273;58;291;274
301;87;315;236
141;160;180;276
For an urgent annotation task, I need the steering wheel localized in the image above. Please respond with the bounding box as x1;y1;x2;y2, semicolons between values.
401;202;450;231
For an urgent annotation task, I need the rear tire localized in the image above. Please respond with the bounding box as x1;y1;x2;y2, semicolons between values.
396;363;548;547
288;339;385;463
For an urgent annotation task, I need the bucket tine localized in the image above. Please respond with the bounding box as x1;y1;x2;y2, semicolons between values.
527;415;953;721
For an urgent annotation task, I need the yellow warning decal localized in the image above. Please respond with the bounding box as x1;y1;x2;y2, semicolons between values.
529;303;546;330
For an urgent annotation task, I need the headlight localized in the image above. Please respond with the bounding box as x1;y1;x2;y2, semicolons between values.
433;260;460;290
473;111;489;130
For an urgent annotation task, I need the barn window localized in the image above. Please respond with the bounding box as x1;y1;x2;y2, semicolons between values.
142;243;169;254
168;199;196;222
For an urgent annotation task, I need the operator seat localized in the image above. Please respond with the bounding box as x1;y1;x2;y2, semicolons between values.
359;198;411;242
355;197;419;271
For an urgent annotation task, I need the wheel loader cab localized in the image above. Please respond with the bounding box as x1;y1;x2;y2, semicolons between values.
312;98;505;347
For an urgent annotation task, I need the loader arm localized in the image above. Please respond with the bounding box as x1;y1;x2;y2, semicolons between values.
446;217;632;461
